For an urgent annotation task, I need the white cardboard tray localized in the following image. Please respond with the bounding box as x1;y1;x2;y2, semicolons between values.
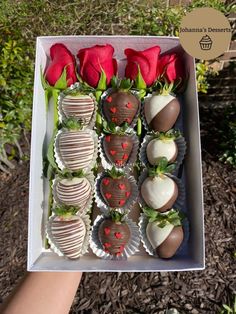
28;36;205;272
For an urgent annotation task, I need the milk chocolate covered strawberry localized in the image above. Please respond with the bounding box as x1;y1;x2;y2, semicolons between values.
102;122;135;167
141;157;178;212
143;207;184;258
103;78;140;126
98;211;131;256
99;168;132;208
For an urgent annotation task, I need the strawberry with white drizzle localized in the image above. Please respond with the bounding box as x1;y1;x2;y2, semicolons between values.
49;206;87;259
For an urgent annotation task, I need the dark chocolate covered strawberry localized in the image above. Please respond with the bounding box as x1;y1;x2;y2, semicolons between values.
103;78;140;126
102;122;134;167
100;168;132;208
98;211;131;256
143;207;185;258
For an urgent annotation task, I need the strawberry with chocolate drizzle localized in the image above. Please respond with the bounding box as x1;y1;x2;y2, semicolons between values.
98;210;131;256
102;121;134;167
100;167;132;208
103;78;140;126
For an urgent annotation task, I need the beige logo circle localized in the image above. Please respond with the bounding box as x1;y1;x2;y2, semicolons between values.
179;8;231;60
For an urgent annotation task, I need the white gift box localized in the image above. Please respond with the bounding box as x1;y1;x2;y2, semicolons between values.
28;36;204;271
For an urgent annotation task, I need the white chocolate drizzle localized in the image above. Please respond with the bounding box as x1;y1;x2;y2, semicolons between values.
55;177;91;209
61;94;95;125
51;217;86;259
57;130;94;171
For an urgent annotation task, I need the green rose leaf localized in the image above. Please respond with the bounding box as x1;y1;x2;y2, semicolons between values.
97;68;107;91
54;66;69;90
135;66;147;90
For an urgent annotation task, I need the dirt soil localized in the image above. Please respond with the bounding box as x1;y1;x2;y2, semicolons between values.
0;103;235;314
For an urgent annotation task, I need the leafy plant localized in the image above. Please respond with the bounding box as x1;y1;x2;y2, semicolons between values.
148;157;176;176
219;295;236;314
0;37;33;172
143;207;185;227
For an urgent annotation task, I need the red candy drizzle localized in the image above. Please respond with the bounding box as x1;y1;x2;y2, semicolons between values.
112;117;117;123
126;102;132;109
125;191;131;198
110;107;117;113
119;199;125;206
122;154;129;160
105;135;111;142
104;242;111;248
110;150;116;156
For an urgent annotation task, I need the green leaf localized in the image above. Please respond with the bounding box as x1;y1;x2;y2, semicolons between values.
110;210;126;223
111;76;118;89
54;66;68;90
40;66;50;90
135;66;147;90
46;129;59;172
107;166;124;179
97;68;107;91
53;204;78;217
95;90;103;102
119;78;132;91
62;117;82;130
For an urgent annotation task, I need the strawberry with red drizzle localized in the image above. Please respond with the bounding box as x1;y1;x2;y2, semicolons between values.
98;210;131;256
100;168;132;208
103;78;140;126
102;121;134;167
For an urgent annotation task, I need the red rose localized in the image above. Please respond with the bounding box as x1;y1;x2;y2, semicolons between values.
124;46;161;86
45;43;77;87
157;53;184;83
77;44;117;88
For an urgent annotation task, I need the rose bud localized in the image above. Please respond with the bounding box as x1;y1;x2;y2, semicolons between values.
77;44;117;88
124;46;161;87
156;53;185;84
44;43;77;87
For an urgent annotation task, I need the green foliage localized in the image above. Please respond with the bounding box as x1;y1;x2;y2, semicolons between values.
0;35;33;169
219;295;236;314
219;105;236;168
196;61;218;94
148;157;176;176
143;207;185;227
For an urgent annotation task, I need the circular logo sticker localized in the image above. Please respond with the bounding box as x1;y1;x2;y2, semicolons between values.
179;8;231;60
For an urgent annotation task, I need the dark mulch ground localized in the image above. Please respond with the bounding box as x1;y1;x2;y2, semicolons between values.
0;103;236;313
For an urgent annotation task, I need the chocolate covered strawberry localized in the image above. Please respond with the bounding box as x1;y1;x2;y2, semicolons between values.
98;211;131;256
102;122;134;167
103;78;140;126
144;93;180;132
146;129;181;165
49;206;86;259
143;207;184;258
100;168;132;208
141;157;177;212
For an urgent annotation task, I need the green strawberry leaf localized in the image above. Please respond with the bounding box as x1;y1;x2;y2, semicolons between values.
119;78;132;91
40;66;50;89
53;204;78;217
110;210;126;223
107;166;124;179
111;76;119;89
62;117;83;130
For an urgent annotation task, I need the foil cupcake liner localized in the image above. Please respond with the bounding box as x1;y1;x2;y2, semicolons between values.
94;172;139;213
52;171;95;214
100;88;141;129
139;212;189;257
139;132;187;172
57;83;97;130
46;212;91;259
99;132;139;172
54;128;98;173
138;169;185;211
90;214;140;260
